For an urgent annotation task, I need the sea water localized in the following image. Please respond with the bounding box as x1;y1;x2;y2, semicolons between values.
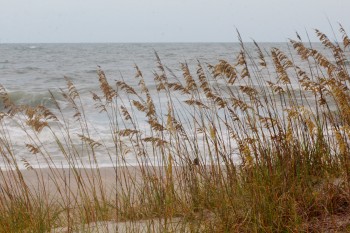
0;43;332;169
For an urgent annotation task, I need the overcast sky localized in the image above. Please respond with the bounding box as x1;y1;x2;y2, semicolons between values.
0;0;348;43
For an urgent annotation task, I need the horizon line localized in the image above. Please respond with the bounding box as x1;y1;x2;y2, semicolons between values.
0;40;321;44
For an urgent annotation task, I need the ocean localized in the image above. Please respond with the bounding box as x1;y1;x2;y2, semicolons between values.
0;43;332;169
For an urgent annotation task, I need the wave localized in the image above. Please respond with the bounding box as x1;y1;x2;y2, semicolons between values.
14;66;42;74
0;90;63;109
25;66;41;71
85;69;98;74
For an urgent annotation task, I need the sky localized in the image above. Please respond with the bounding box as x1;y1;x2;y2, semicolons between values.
0;0;349;43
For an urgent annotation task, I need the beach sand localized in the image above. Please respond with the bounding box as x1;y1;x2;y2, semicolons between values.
0;166;194;232
51;218;187;233
0;166;147;201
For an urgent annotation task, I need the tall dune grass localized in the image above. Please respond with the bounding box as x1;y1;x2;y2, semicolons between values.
0;26;350;232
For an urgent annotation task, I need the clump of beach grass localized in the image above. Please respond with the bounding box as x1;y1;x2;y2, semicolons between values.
0;25;349;232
